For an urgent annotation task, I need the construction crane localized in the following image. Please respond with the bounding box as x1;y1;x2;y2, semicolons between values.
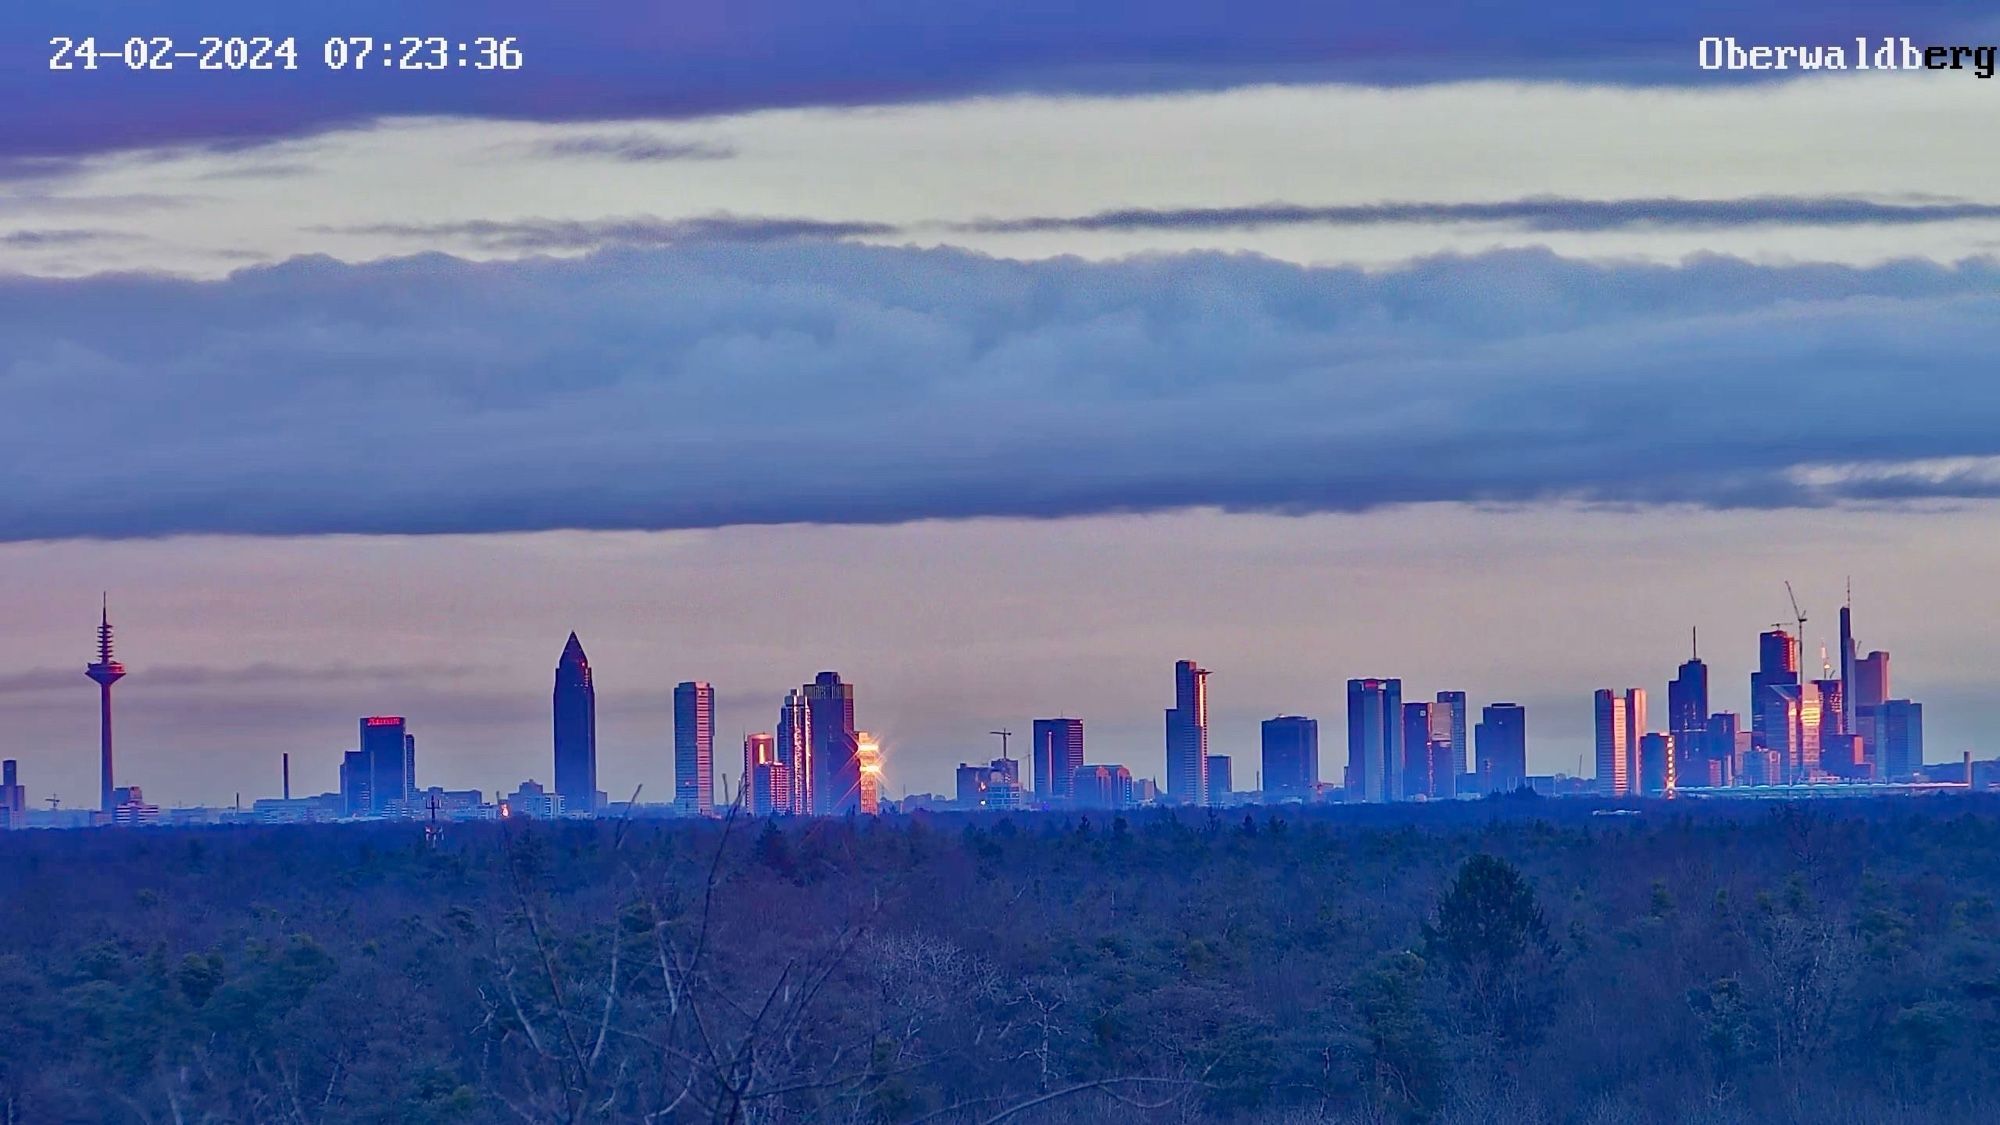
989;728;1013;762
1785;581;1809;660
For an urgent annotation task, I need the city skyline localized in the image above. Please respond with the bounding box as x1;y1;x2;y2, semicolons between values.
6;568;1962;813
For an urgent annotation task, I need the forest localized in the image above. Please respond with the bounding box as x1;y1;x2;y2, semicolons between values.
3;795;2000;1124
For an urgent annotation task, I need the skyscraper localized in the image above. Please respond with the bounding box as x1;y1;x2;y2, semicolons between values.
1475;703;1527;794
1838;593;1857;732
1623;688;1646;794
742;732;778;813
339;749;370;816
1705;712;1742;787
779;689;813;815
1854;650;1890;710
347;716;412;816
674;681;715;816
1434;691;1468;779
84;597;127;815
1206;754;1232;799
553;632;597;817
805;672;860;815
1347;678;1402;802
1;760;27;829
1879;699;1924;780
1667;634;1708;786
1812;677;1845;745
1164;660;1211;805
856;732;882;815
1762;681;1823;784
1594;689;1631;796
1750;627;1798;753
1260;715;1319;799
1402;702;1449;800
1031;718;1086;801
1072;764;1135;810
1639;732;1674;796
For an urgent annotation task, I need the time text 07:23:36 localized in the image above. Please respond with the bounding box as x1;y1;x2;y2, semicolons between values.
48;36;524;72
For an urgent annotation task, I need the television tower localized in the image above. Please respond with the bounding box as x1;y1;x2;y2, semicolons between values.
84;595;126;815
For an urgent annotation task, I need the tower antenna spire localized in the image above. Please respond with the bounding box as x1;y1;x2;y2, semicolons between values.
1691;626;1698;661
86;595;128;816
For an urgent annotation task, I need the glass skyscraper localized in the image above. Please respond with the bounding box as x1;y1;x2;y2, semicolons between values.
1259;715;1318;799
1031;717;1085;801
553;632;597;816
1164;660;1210;805
674;680;715;816
1346;678;1402;802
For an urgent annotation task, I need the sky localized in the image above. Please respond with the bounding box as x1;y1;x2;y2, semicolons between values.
4;2;2000;805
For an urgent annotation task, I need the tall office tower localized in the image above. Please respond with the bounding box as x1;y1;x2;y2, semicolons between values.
1347;678;1403;802
0;759;25;829
1594;690;1630;796
553;633;598;817
84;597;128;815
1031;718;1086;801
856;733;882;815
350;716;412;815
1821;733;1866;778
674;681;716;816
1164;660;1211;805
1668;634;1709;786
1762;681;1824;784
1401;701;1447;799
752;760;792;817
1260;715;1319;799
1072;764;1135;810
742;732;777;813
1812;678;1845;745
1704;712;1742;787
339;749;370;816
1838;594;1857;731
1750;627;1799;751
1206;754;1232;799
778;689;813;815
1854;650;1890;709
1638;732;1674;796
1475;703;1527;794
1434;691;1468;779
1879;699;1924;780
805;672;860;815
1622;689;1647;793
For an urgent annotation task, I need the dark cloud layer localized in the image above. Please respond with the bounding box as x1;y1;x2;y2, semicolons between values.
331;214;899;250
2;1;1985;158
4;242;2000;542
334;197;2000;256
528;135;736;163
963;197;2000;234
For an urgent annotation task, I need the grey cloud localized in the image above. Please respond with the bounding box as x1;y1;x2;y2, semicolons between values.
528;135;736;163
961;196;2000;235
4;242;2000;542
329;214;900;250
0;229;134;248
